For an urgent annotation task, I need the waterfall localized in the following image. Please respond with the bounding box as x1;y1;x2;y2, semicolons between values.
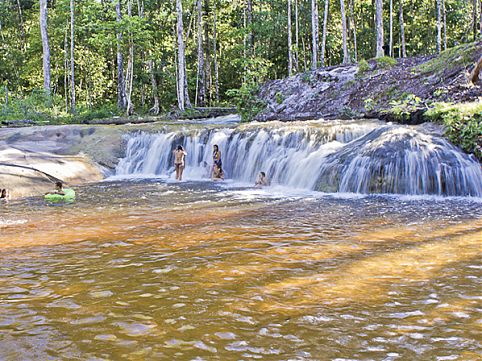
115;120;482;197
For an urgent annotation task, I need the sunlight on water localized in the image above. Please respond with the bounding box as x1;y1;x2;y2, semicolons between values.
0;180;481;360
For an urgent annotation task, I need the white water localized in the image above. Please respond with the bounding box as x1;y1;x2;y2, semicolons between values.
115;120;482;197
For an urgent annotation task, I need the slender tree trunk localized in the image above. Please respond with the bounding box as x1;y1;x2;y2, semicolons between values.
15;0;25;50
177;0;191;110
64;29;69;112
349;0;357;61
321;0;329;67
39;0;51;94
399;0;406;57
204;0;212;104
442;0;447;50
70;0;76;113
311;0;319;69
125;0;134;115
389;0;393;56
375;0;384;57
295;0;299;71
213;0;219;102
473;0;478;40
196;0;205;106
340;0;349;64
288;0;293;75
148;59;160;114
480;0;482;37
247;0;253;55
436;0;442;53
115;0;127;110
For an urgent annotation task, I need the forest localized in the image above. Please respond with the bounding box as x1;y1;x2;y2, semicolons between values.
0;0;481;122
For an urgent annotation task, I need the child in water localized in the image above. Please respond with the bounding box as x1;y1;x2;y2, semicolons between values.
46;181;65;196
173;145;187;181
255;172;269;187
212;164;225;181
0;188;9;202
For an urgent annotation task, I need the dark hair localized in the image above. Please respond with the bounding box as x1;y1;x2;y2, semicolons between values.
177;145;184;151
0;189;6;198
213;144;219;151
55;181;63;188
260;172;266;177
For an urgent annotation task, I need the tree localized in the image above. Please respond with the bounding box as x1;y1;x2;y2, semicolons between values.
321;0;329;67
312;0;319;69
196;0;205;106
115;0;127;110
39;0;50;94
389;0;393;56
340;0;349;64
288;0;293;75
375;0;384;57
348;0;357;61
436;0;442;53
176;0;191;110
212;0;219;102
70;0;76;113
399;0;407;57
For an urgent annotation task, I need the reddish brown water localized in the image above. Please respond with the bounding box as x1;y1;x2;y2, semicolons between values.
1;180;481;360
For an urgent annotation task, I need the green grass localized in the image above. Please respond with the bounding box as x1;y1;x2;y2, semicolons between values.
415;42;478;75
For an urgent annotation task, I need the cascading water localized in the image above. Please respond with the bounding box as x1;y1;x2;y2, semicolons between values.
115;119;482;197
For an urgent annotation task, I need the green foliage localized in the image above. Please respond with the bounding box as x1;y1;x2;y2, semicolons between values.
226;84;266;122
383;93;423;121
300;73;312;84
364;98;375;112
358;59;371;74
275;92;285;104
425;102;482;159
375;56;397;69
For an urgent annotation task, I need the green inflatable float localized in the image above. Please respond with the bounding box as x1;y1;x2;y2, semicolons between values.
44;188;76;202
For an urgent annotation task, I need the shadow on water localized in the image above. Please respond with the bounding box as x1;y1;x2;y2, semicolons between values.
0;179;481;360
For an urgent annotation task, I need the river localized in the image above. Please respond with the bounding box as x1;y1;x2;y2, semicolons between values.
1;117;481;360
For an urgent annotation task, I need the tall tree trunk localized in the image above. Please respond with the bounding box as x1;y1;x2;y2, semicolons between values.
311;0;319;69
473;0;478;40
399;0;406;57
64;28;69;112
340;0;349;64
148;59;160;114
125;0;134;115
436;0;442;53
247;0;253;55
375;0;384;57
204;0;212;104
349;0;357;61
70;0;76;113
16;0;25;50
295;0;299;71
115;0;127;110
321;0;329;67
39;0;51;94
389;0;393;56
480;0;482;37
176;0;191;110
288;0;293;75
213;0;219;102
442;0;447;50
196;0;205;106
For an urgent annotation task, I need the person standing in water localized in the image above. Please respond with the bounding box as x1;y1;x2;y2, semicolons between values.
212;144;222;178
173;145;187;181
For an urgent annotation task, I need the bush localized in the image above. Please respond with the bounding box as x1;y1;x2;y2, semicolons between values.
275;92;285;104
375;56;397;69
425;102;482;160
358;59;370;74
226;83;266;122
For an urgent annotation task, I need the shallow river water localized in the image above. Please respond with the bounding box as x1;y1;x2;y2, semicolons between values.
0;180;481;360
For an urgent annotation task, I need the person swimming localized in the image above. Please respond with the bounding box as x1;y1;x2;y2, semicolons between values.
173;145;187;181
255;171;269;187
0;188;9;201
212;164;225;181
45;181;65;196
